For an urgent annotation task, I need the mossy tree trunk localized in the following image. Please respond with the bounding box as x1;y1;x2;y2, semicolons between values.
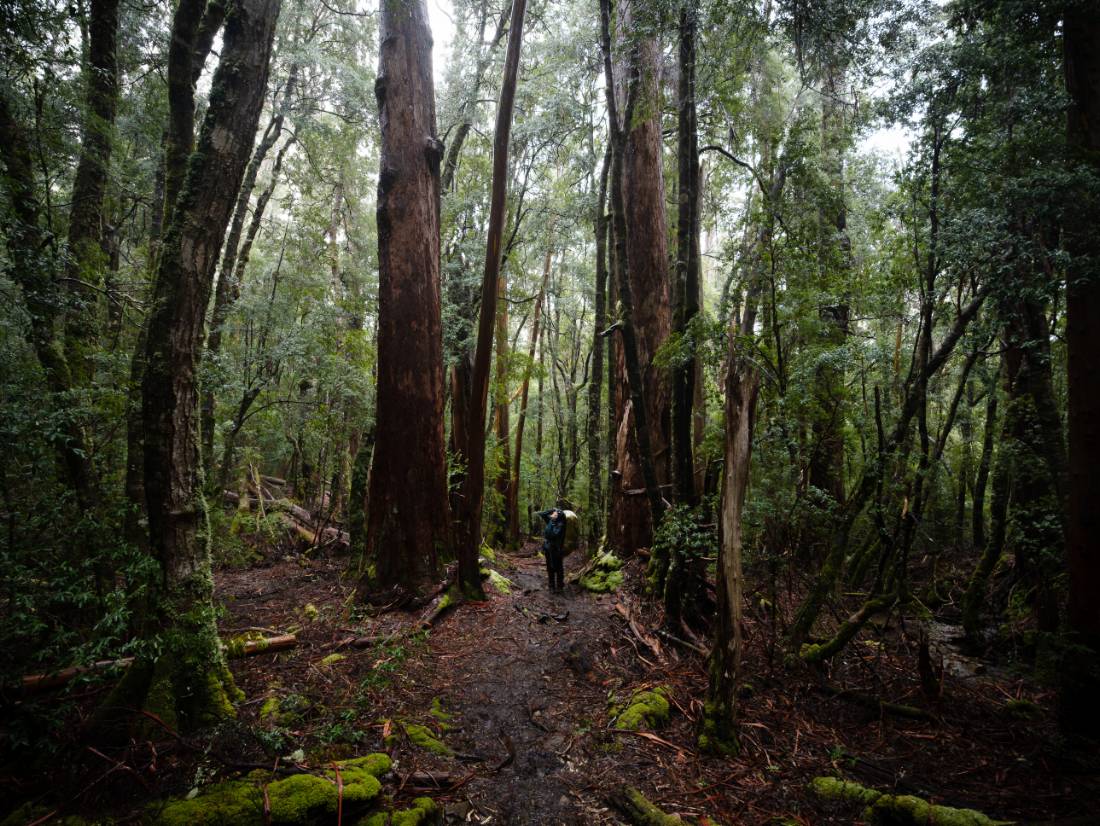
124;0;281;732
63;0;120;392
359;0;451;595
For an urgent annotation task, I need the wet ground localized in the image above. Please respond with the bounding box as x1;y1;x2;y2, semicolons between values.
210;542;1100;824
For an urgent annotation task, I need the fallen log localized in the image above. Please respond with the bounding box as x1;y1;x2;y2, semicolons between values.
607;786;683;825
19;634;298;695
816;683;936;722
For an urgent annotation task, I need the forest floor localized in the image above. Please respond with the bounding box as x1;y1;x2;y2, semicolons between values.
4;534;1099;824
202;539;1100;825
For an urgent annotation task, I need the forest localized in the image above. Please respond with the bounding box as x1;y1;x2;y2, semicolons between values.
0;0;1098;822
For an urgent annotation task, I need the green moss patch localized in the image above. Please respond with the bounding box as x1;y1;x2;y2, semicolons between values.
610;686;671;731
810;776;1013;826
150;754;391;825
579;551;624;593
383;719;453;757
358;797;439;826
486;569;513;594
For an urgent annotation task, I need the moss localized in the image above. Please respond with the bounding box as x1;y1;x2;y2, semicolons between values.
613;787;682;825
610;687;670;731
866;795;1012;826
358;797;439;826
697;699;738;756
155;780;262;825
810;778;1012;826
304;603;319;621
810;777;882;807
320;653;347;666
429;697;451;722
1002;698;1040;720
403;723;453;757
151;755;391;825
579;551;624;593
479;543;497;563
487;569;513;595
260;696;281;722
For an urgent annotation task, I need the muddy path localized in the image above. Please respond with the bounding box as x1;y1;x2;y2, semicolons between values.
216;544;673;824
403;548;624;824
213;541;1100;825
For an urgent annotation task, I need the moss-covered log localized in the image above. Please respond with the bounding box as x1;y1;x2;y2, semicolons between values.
608;787;684;825
811;776;1013;825
800;593;897;664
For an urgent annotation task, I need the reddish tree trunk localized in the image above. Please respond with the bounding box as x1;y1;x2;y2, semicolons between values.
606;0;672;554
360;0;451;593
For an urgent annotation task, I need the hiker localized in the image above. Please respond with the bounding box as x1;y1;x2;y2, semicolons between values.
537;508;567;593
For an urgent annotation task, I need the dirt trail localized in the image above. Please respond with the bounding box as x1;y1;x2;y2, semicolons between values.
408;548;622;824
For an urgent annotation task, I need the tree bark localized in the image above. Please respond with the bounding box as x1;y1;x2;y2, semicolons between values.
587;146;610;541
359;0;451;595
202;65;297;483
454;0;527;597
510;252;550;543
672;3;700;507
122;0;281;733
1061;0;1100;737
63;0;121;388
703;268;762;755
602;0;669;552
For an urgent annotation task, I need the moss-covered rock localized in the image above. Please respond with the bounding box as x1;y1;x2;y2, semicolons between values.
358;797;439;826
579;551;624;593
809;777;1013;826
610;687;671;731
486;569;513;595
150;754;391;825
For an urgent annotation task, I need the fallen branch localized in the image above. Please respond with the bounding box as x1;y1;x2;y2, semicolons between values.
607;786;683;825
615;603;666;663
19;634;298;695
815;683;936;722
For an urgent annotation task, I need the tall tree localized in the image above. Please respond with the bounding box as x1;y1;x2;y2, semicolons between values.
603;0;671;553
671;1;700;507
63;0;121;388
358;0;450;595
454;0;527;596
101;0;282;733
1060;0;1100;737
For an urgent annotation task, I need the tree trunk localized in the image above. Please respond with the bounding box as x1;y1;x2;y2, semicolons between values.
359;0;450;595
602;0;670;553
63;0;121;388
702;277;761;756
672;3;700;507
202;66;297;483
490;242;511;545
118;0;280;734
454;0;527;597
971;367;999;552
510;252;550;544
1061;0;1100;737
587;146;610;542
